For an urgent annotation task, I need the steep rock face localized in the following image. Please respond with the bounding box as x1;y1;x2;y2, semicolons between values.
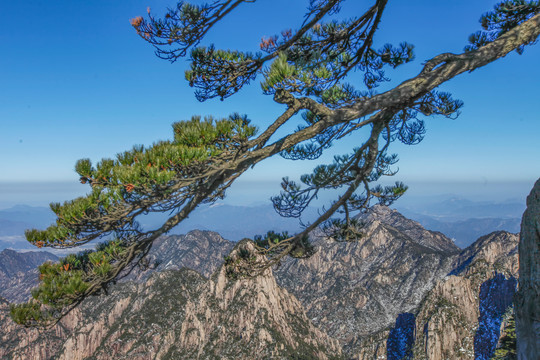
516;178;540;359
451;231;519;276
275;217;456;357
355;329;389;360
0;295;69;360
0;242;341;360
0;249;58;302
474;274;517;360
409;231;519;360
351;231;519;360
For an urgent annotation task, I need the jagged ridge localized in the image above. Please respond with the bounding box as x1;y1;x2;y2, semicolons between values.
0;208;521;360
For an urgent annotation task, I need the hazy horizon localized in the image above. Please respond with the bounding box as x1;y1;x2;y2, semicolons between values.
0;178;535;211
2;1;539;199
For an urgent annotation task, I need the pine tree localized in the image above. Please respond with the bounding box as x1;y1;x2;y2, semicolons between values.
491;309;517;360
10;0;540;327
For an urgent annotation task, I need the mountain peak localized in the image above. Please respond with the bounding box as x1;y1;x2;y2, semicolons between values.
359;205;460;253
450;230;519;277
1;239;342;359
126;230;234;281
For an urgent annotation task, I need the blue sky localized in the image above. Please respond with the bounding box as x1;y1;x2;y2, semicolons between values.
1;0;539;209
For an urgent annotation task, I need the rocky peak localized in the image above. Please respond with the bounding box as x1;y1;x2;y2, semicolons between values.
0;249;57;278
1;240;342;360
0;249;58;303
360;205;460;253
198;240;343;359
275;215;457;357
126;230;234;281
451;231;519;277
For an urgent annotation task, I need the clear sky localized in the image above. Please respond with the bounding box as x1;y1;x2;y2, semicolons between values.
1;0;539;209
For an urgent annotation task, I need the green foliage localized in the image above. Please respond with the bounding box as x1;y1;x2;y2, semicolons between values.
264;20;415;96
289;235;317;258
319;83;369;108
173;113;257;150
261;53;304;94
466;0;540;53
10;302;50;326
25;115;257;249
10;240;130;327
223;243;259;280
491;310;517;359
135;0;418;101
254;230;291;250
323;217;365;242
31;262;89;306
186;46;261;101
273;140;409;219
254;231;315;259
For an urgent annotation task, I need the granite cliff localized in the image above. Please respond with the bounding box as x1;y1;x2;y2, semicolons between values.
354;231;519;360
0;240;340;360
0;208;522;359
516;178;540;359
274;211;458;357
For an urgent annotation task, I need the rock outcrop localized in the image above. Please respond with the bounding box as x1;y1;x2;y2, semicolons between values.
320;228;518;360
128;230;234;280
0;208;524;359
351;231;519;360
0;295;67;360
516;178;540;359
275;210;458;357
0;249;58;302
0;242;341;360
412;231;518;360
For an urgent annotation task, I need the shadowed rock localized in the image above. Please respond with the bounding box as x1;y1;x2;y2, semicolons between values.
516;178;540;359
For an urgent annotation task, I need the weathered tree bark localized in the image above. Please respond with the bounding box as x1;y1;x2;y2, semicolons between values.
516;178;540;359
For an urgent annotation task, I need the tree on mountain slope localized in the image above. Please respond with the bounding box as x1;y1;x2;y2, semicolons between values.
10;0;540;326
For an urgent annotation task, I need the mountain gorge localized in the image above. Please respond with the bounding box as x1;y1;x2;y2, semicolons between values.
0;206;520;359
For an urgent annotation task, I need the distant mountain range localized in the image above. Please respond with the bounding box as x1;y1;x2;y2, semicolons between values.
0;205;56;233
397;196;525;220
0;206;518;359
0;205;57;251
394;196;524;248
402;214;520;248
0;196;525;250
